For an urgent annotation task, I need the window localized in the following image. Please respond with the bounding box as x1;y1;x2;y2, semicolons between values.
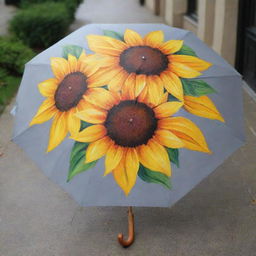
187;0;198;22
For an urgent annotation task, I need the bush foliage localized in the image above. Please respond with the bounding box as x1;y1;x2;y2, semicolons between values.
5;0;21;6
0;68;21;113
20;0;82;20
2;0;82;113
10;2;71;49
0;37;34;113
0;36;35;75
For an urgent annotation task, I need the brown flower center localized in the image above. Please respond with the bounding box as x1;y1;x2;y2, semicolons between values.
105;100;157;147
119;46;169;75
54;72;87;111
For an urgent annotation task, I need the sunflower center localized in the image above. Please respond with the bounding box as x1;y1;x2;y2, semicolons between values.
105;100;157;147
119;46;169;75
54;72;87;111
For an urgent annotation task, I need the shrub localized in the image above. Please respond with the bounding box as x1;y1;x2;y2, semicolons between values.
0;37;34;113
0;68;21;113
20;0;81;20
9;2;71;49
0;36;35;75
5;0;21;6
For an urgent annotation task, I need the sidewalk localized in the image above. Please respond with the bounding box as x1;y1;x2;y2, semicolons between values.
0;0;16;35
1;0;256;256
70;0;164;31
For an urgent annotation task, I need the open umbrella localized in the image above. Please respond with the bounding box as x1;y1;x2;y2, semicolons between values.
13;24;244;247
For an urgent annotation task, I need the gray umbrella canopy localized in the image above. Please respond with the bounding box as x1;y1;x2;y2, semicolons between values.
13;24;244;207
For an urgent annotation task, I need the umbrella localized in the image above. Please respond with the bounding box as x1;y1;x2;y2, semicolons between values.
13;24;244;247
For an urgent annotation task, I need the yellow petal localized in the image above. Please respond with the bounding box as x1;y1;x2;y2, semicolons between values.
50;57;69;80
80;54;119;77
47;112;68;152
137;85;149;104
124;29;144;46
71;124;106;143
169;55;212;72
95;55;119;67
135;74;146;96
146;76;164;107
78;50;87;62
82;54;118;69
154;129;184;148
83;66;100;78
86;136;113;163
87;35;127;56
169;62;202;78
76;98;89;111
112;148;139;195
108;70;128;92
79;54;101;75
122;73;136;100
138;139;171;176
80;61;100;78
160;92;168;105
125;148;139;177
68;54;78;73
87;67;123;88
144;30;164;47
160;40;183;54
184;95;225;122
30;98;56;126
84;88;120;110
104;145;125;175
75;103;107;124
158;117;211;153
154;101;183;118
38;78;58;97
67;108;81;136
160;71;184;101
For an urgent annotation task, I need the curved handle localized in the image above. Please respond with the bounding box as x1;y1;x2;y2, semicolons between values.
118;207;135;248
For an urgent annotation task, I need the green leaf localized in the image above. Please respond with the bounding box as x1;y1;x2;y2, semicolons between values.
62;45;83;59
175;44;197;56
168;94;180;102
80;121;92;131
181;78;216;96
138;165;171;189
166;148;179;168
103;30;124;41
68;141;97;182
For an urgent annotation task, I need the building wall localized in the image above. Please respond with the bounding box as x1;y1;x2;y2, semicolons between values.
146;0;155;12
183;16;197;35
144;0;239;66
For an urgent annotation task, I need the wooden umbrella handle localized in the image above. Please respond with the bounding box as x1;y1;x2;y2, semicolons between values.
118;206;135;247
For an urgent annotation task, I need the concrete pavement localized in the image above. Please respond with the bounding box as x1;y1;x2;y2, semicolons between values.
0;0;16;35
1;0;256;255
70;0;164;31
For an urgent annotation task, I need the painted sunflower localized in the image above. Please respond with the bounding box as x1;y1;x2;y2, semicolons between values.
86;29;212;102
71;87;210;195
30;52;103;152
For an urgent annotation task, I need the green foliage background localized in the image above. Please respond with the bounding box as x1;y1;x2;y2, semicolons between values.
10;2;72;49
1;0;82;113
0;37;35;113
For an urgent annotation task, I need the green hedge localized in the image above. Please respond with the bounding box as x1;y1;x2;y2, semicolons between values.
20;0;81;20
0;37;35;113
5;0;21;6
0;36;35;75
0;69;21;113
9;2;72;49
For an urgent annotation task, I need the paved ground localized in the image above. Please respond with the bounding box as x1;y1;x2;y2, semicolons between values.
1;0;256;255
0;0;16;35
70;0;164;31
